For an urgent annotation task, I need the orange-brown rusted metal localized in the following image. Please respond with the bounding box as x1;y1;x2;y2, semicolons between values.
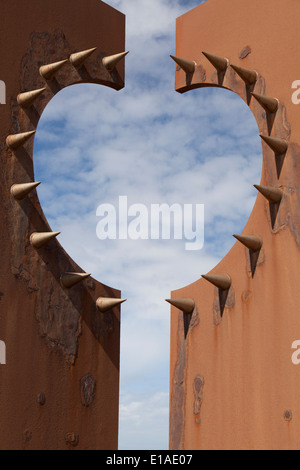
0;0;126;450
169;0;300;451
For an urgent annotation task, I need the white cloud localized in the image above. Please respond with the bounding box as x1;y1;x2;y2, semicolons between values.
119;391;169;450
33;0;262;450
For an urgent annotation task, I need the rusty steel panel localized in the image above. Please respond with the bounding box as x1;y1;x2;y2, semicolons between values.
0;0;126;450
169;0;300;450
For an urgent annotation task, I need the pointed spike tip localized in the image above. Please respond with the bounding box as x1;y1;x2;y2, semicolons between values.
251;92;279;114
70;47;97;67
260;134;288;155
60;272;91;289
11;181;41;201
233;234;262;252
202;51;229;72
254;184;283;203
17;88;46;108
170;55;196;74
231;64;258;84
102;51;129;71
6;130;36;150
39;59;68;80
202;274;232;290
96;297;127;313
30;231;60;249
165;298;195;314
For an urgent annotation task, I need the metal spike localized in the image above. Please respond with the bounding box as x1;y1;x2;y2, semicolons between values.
17;88;46;108
96;297;127;313
202;274;231;290
254;184;283;203
251;92;279;114
165;298;195;314
6;130;36;150
102;51;129;71
11;182;40;201
233;234;262;252
60;272;91;289
30;231;60;249
170;55;196;74
231;64;258;84
202;51;229;72
39;59;68;80
70;47;97;68
260;134;288;154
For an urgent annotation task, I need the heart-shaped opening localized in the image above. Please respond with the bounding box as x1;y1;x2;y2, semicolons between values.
33;82;262;449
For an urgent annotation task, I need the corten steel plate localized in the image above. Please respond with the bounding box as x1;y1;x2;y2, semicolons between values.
169;0;300;450
0;0;126;450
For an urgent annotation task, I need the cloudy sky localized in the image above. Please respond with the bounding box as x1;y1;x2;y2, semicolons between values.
33;0;262;450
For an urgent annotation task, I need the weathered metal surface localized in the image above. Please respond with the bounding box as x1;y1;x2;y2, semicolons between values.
0;0;125;450
169;0;300;450
80;374;96;407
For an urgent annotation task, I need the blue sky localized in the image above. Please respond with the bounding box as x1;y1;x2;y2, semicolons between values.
33;0;262;450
